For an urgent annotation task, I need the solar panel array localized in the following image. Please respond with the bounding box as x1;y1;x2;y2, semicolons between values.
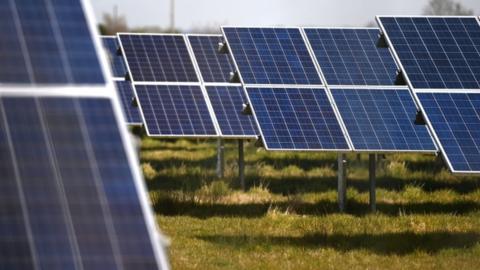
303;27;436;152
378;17;480;89
118;33;219;137
114;80;143;124
0;0;105;84
187;34;258;138
0;0;168;269
378;16;480;173
135;85;217;136
119;34;198;83
222;27;351;150
223;26;437;152
102;36;142;125
222;27;323;85
331;88;436;151
247;87;349;150
188;35;236;83
304;28;398;86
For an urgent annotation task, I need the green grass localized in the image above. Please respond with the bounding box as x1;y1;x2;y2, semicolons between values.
140;137;480;269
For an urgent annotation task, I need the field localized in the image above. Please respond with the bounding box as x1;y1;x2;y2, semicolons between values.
140;137;480;270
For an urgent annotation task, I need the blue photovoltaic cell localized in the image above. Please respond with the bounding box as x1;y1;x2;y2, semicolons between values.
246;87;348;150
114;81;142;125
223;27;322;85
0;0;104;84
188;35;236;83
102;37;128;78
378;17;480;89
305;28;398;86
136;85;217;136
332;88;436;151
206;86;258;136
417;92;480;172
119;34;198;82
0;97;160;269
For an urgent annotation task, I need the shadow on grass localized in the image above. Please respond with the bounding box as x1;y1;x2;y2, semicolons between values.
155;198;480;218
147;172;480;195
197;231;480;255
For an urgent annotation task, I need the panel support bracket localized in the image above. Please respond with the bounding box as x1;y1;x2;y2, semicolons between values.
395;70;407;85
229;71;241;83
376;33;388;48
218;41;229;54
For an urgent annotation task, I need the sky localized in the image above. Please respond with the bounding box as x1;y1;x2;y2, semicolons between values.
90;0;480;32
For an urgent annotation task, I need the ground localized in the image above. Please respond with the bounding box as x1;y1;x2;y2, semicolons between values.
139;137;480;270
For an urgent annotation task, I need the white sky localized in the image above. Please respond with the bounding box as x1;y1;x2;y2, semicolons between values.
90;0;480;31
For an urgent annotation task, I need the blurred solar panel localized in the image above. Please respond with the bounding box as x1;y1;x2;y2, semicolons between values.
0;0;104;84
304;28;398;85
102;36;128;78
114;81;142;125
417;92;480;173
331;88;436;151
135;85;217;136
118;34;198;82
0;0;168;268
246;87;349;150
206;86;258;137
188;35;236;83
222;27;322;85
377;16;480;89
0;97;165;269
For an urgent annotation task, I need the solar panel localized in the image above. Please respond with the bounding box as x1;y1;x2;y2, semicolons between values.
114;80;142;125
304;28;398;86
206;85;258;137
0;0;104;84
0;0;168;268
118;34;198;83
377;16;480;89
417;92;480;173
188;35;236;83
135;84;218;136
0;97;163;269
102;36;128;78
246;87;349;150
222;27;322;85
331;88;436;151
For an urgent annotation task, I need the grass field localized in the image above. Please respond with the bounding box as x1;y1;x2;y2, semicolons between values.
140;137;480;270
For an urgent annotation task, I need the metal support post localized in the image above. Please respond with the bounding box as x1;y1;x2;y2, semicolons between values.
338;154;347;212
216;139;225;178
369;153;376;213
238;140;245;191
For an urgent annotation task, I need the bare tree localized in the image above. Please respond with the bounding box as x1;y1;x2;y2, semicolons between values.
100;6;129;35
423;0;473;15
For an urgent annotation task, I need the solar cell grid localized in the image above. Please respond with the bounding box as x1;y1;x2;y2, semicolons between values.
135;84;218;137
0;0;105;84
206;86;258;137
331;88;436;151
188;35;236;83
102;36;128;78
304;28;398;86
246;87;349;150
114;81;142;125
222;27;323;85
0;96;162;269
377;16;480;89
417;92;480;172
118;34;198;83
